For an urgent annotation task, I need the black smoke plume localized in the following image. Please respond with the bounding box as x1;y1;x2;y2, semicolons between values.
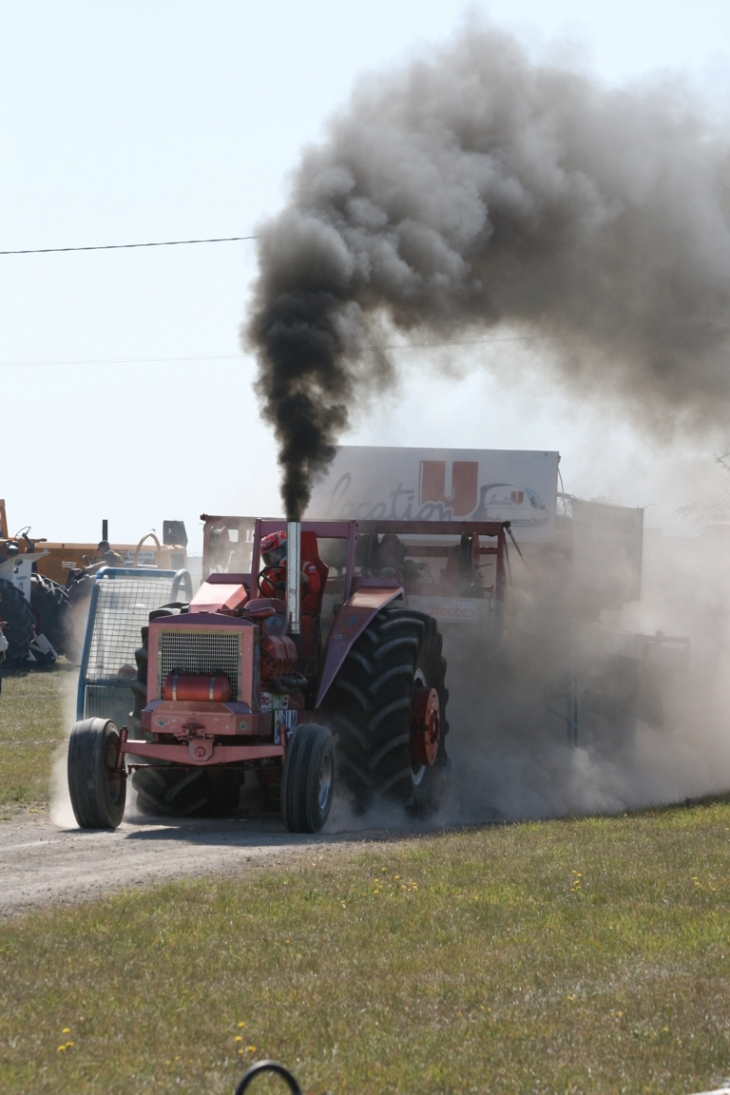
245;26;730;518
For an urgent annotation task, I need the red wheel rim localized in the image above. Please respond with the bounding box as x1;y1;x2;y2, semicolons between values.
410;686;440;768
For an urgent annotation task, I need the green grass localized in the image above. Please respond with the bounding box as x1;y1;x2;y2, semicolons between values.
2;800;730;1094
0;666;70;812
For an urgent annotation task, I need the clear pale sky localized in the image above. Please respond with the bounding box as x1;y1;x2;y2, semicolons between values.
2;1;729;549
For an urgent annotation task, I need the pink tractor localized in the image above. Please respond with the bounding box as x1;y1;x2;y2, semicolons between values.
68;517;508;832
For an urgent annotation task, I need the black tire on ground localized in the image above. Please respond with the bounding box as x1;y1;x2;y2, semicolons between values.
325;607;449;814
255;768;282;810
0;578;34;668
133;766;209;816
206;769;242;817
281;723;335;833
30;573;70;657
68;718;126;829
132;766;241;818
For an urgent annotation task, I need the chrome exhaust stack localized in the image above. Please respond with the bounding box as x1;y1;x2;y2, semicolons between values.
286;520;301;635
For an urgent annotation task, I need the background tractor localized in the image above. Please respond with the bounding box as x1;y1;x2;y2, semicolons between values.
0;499;69;666
61;518;188;660
0;501;188;666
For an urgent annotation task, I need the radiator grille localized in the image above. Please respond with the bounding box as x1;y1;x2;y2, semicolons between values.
158;630;241;699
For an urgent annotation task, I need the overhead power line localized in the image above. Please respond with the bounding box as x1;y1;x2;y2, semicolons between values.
0;335;572;369
0;235;257;255
4;187;730;253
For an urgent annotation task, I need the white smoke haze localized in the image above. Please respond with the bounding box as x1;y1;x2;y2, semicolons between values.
50;672;80;829
432;529;730;825
344;345;730;525
50;742;76;829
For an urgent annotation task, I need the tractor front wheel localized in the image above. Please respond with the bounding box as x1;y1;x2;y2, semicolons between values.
68;718;126;829
281;723;335;833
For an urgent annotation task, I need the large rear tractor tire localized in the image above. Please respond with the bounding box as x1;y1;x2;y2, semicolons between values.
132;765;240;818
0;578;34;668
30;574;70;658
68;718;126;829
281;723;335;833
206;769;243;817
325;607;449;815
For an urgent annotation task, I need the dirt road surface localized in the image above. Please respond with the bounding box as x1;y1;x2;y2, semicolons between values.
0;808;395;919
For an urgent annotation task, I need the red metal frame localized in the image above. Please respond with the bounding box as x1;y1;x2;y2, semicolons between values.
200;514;508;601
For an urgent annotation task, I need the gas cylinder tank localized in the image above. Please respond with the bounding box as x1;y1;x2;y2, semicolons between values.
162;673;232;702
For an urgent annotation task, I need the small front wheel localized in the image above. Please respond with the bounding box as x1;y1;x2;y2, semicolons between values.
281;724;335;834
68;718;126;829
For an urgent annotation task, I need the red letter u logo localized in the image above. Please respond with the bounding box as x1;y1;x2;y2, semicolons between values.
419;461;478;517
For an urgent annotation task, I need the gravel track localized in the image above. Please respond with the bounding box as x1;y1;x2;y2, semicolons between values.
0;807;395;919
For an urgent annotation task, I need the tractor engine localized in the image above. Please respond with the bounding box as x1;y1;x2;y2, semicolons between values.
140;588;305;746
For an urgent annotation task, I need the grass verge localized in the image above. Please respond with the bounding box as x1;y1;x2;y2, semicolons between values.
2;799;730;1094
0;666;71;813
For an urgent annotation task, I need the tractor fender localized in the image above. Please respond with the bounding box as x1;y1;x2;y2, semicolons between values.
315;580;404;708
